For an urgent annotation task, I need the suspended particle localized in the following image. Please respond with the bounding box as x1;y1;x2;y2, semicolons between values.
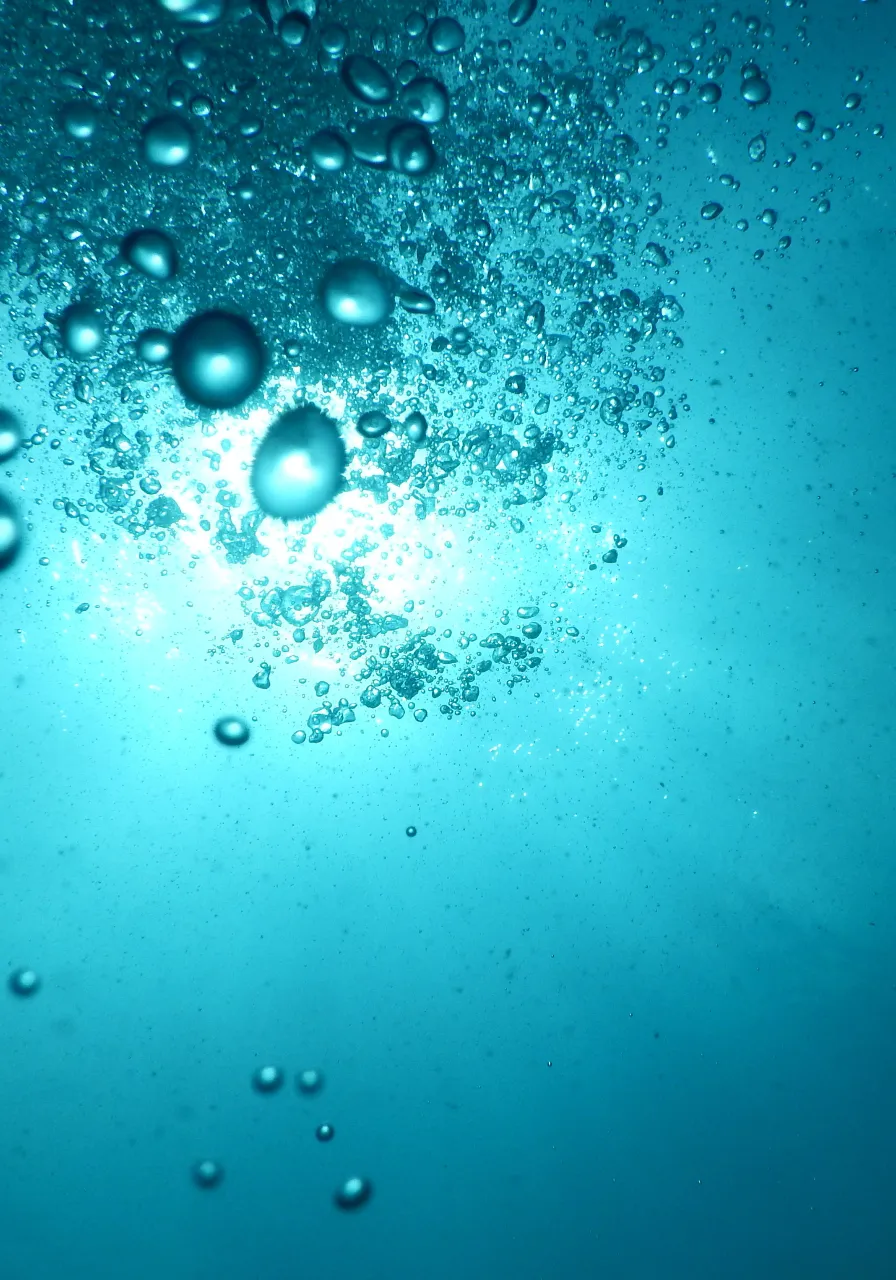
214;716;250;746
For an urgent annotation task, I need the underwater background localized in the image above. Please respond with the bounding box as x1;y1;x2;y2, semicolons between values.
2;0;894;1277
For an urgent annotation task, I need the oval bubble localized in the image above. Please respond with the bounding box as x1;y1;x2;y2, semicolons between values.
60;303;104;358
135;328;173;364
214;715;250;746
251;405;346;521
340;54;395;105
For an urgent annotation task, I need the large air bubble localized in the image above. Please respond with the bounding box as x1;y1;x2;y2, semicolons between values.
320;258;394;326
170;310;265;409
251;405;347;520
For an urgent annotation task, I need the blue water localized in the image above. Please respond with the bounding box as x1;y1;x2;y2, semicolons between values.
2;1;895;1277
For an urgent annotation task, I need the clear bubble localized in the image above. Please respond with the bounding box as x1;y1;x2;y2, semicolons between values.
174;0;225;25
340;54;395;105
320;258;394;326
319;22;348;56
701;201;722;219
121;229;179;280
60;303;104;358
308;129;351;173
357;410;392;439
508;0;537;28
7;967;40;996
142;114;194;167
397;286;435;314
404;411;428;443
296;1067;324;1095
214;715;250;746
334;1175;373;1210
748;134;767;161
741;74;770;105
177;36;204;69
279;11;309;46
191;1159;224;1188
406;825;417;837
0;408;23;462
170;310;265;409
400;76;450;124
427;15;465;54
59;101;97;140
697;82;721;104
795;110;815;133
135;328;172;364
252;1065;285;1093
315;1123;335;1142
388;121;436;175
251;405;347;520
349;118;399;169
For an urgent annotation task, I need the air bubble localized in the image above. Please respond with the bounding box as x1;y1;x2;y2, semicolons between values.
60;303;104;358
213;716;250;746
0;408;23;462
170;310;265;409
142;114;194;167
251;405;347;520
334;1176;373;1210
428;16;465;54
121;229;178;280
320;258;394;326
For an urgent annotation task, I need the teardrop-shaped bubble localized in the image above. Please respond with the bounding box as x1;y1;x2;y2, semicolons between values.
399;76;450;125
170;310;265;408
60;303;105;358
0;409;23;462
388;121;436;175
0;492;22;570
320;259;394;326
251;405;346;520
308;128;351;172
60;102;98;140
340;54;395;105
397;286;436;314
142;114;194;166
121;229;179;280
508;0;537;26
136;328;173;364
427;15;465;53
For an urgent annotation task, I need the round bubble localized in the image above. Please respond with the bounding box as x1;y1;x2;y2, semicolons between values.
170;310;265;408
340;54;395;105
427;15;465;53
319;22;348;56
214;715;250;746
60;303;104;358
121;229;178;280
279;11;309;45
388;121;436;175
136;328;172;364
251;405;346;521
252;1065;285;1093
320;259;393;326
60;102;97;140
191;1159;224;1188
308;129;351;173
741;74;770;105
296;1067;324;1095
0;408;23;462
7;966;39;996
316;1123;335;1142
406;825;417;837
334;1176;373;1210
400;76;450;125
142;114;194;166
357;410;391;439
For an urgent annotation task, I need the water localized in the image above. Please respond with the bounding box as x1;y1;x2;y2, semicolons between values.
2;1;895;1277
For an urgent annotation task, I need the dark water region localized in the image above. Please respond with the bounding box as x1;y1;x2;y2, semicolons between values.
1;0;895;1277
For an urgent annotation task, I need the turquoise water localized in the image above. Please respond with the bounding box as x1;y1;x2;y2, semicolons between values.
2;1;894;1276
